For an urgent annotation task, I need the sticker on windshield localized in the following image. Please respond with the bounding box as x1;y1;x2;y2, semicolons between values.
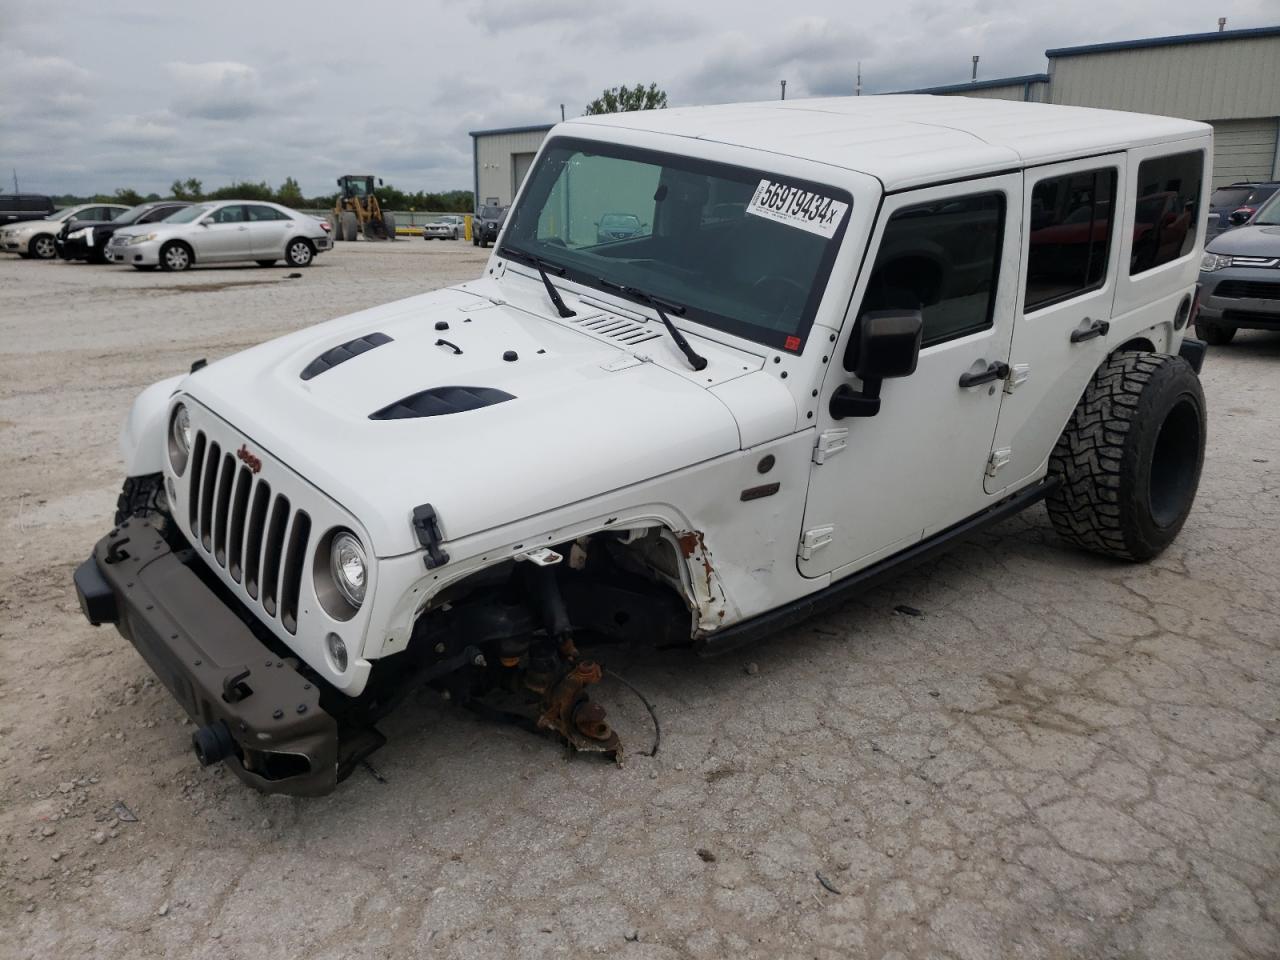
746;180;848;237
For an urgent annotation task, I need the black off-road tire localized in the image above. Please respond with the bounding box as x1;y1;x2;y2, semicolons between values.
1046;352;1206;561
1194;321;1235;346
114;473;169;527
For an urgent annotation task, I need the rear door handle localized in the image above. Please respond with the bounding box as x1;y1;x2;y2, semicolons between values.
958;360;1010;388
1070;318;1110;343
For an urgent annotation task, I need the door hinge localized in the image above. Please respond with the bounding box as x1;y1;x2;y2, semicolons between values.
986;447;1012;477
799;525;835;560
1003;363;1030;394
813;428;848;464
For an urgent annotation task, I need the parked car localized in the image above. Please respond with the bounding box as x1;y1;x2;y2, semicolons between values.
1206;181;1279;237
471;204;506;247
58;201;191;263
596;212;645;244
422;215;465;240
77;98;1211;795
1196;190;1280;345
0;193;56;226
0;203;128;259
109;200;331;271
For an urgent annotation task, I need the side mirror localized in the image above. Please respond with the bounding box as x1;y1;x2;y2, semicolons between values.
1228;208;1252;226
830;310;923;419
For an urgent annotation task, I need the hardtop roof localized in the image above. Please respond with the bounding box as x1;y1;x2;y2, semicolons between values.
563;95;1210;191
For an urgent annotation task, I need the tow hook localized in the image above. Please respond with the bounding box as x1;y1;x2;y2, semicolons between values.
191;720;236;767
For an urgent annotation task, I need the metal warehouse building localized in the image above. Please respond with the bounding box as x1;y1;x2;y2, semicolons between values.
469;123;554;209
903;25;1280;186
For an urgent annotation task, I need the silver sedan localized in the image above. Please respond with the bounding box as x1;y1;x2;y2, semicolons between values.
0;203;129;259
107;200;332;271
422;215;464;240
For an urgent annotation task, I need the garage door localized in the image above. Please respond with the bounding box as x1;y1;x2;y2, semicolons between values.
1210;118;1279;187
511;152;536;200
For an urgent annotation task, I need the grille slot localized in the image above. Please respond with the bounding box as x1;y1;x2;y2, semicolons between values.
187;431;206;536
198;441;221;550
227;466;253;581
243;481;271;598
212;452;235;566
260;495;291;617
280;512;312;634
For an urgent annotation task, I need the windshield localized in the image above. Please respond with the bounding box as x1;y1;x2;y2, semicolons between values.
1254;191;1280;226
1211;186;1257;208
501;137;851;350
112;205;149;223
164;205;212;224
479;206;503;219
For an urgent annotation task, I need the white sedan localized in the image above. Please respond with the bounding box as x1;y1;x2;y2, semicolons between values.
108;200;332;271
422;215;465;240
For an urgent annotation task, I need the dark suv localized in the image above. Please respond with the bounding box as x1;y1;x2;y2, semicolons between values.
1207;181;1280;237
0;194;56;225
58;201;190;263
471;204;506;248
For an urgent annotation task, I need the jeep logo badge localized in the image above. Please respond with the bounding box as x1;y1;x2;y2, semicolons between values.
236;444;262;474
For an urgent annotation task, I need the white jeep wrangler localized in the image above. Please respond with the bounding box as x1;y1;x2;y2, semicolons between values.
76;97;1212;795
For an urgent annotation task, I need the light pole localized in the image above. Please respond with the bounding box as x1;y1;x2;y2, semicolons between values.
780;80;787;100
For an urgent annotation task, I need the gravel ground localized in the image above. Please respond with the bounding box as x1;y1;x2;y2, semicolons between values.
1;242;1277;959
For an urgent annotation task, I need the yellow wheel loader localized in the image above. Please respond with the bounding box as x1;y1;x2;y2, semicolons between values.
329;175;396;241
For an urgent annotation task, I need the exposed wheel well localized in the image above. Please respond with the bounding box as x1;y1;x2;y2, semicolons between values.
1115;336;1156;354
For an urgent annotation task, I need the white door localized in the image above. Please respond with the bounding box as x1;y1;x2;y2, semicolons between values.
192;204;251;261
800;173;1023;579
986;154;1125;495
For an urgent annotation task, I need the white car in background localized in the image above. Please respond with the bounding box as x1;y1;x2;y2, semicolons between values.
0;203;129;259
108;200;331;271
422;215;465;240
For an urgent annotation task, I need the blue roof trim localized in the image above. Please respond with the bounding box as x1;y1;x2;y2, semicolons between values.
469;123;556;138
1047;24;1280;58
892;73;1050;95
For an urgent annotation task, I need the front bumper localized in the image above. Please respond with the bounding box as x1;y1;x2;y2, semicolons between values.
74;516;341;795
108;239;162;265
1197;266;1280;329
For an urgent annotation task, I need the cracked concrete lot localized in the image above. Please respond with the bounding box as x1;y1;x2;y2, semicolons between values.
1;243;1277;959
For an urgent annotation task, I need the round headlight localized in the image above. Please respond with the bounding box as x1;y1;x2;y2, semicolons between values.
168;403;191;474
330;531;367;608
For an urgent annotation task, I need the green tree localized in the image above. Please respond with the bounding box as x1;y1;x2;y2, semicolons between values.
276;176;304;207
206;180;275;202
113;187;144;205
170;178;203;201
584;83;668;115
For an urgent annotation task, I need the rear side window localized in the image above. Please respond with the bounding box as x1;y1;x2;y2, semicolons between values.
859;193;1006;349
1025;168;1117;311
1130;151;1203;275
247;205;288;221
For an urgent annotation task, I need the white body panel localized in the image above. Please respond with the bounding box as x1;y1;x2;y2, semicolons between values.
116;97;1213;695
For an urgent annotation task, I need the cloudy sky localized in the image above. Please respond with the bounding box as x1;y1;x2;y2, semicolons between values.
1;0;1274;196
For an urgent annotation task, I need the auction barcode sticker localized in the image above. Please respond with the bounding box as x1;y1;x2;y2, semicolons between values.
745;180;848;238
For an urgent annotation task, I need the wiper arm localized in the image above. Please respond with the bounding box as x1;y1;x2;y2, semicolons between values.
502;245;576;318
598;280;708;371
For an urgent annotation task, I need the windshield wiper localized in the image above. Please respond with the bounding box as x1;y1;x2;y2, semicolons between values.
502;246;576;318
598;280;708;371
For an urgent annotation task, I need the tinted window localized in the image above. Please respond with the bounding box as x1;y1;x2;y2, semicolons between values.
139;206;182;223
1025;168;1116;311
210;205;247;224
859;193;1005;350
479;205;503;219
1131;151;1203;275
247;205;288;221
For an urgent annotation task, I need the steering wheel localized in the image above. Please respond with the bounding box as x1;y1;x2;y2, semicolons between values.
752;275;807;316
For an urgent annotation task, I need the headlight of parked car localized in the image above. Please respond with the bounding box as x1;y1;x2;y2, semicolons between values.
1200;252;1232;272
329;531;367;608
168;403;191;474
127;233;158;245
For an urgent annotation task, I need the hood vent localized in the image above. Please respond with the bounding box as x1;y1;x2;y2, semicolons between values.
300;332;393;380
369;385;515;420
568;302;663;347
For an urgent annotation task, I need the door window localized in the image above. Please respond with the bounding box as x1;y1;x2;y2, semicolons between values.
856;193;1005;354
246;205;288;221
210;205;247;224
1025;168;1117;311
1130;151;1203;275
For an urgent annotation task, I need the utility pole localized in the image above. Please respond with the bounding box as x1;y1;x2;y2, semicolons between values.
971;55;980;81
1218;17;1227;31
11;168;17;192
560;103;565;121
855;62;862;96
780;79;787;100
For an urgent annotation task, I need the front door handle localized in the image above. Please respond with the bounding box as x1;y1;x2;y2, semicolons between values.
958;360;1010;388
1070;318;1110;343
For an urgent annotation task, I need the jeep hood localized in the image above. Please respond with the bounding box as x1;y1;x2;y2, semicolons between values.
180;285;752;556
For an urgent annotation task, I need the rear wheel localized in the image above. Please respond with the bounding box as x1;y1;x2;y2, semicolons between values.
1046;352;1206;561
341;211;359;242
285;238;314;267
1194;321;1236;346
382;213;396;240
30;234;57;259
160;241;192;271
327;214;341;239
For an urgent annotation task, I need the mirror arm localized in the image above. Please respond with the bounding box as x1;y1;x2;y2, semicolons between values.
829;377;883;419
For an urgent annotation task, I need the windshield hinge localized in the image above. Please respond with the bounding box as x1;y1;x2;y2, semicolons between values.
411;504;450;570
799;525;835;560
1003;363;1030;394
813;428;848;464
